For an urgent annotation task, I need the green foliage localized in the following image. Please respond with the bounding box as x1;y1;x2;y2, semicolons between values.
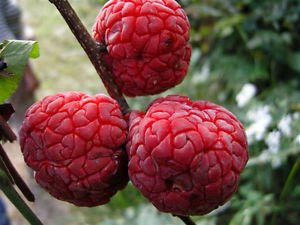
18;0;300;224
0;40;39;103
131;0;300;224
175;1;300;224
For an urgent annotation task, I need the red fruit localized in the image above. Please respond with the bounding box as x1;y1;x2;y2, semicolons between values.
93;0;191;96
20;92;128;207
127;95;248;215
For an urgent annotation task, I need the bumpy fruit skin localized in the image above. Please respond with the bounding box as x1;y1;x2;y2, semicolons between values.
20;92;128;207
93;0;192;96
127;95;248;215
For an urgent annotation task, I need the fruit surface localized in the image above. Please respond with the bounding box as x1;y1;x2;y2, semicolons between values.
127;95;248;215
20;92;128;206
93;0;191;96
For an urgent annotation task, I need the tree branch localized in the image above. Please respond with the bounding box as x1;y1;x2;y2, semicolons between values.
0;115;16;142
48;0;130;114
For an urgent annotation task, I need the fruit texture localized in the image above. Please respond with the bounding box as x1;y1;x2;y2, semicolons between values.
93;0;192;96
19;92;128;206
127;95;248;215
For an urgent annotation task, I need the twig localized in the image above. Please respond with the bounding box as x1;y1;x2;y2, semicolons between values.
0;169;43;225
0;115;16;142
48;0;130;114
0;144;35;202
174;215;196;225
0;103;15;121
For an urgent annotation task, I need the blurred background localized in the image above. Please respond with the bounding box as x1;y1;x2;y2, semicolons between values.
1;0;300;224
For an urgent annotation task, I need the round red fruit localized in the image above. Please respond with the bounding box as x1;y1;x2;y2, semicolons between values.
20;92;128;207
93;0;192;96
127;95;248;215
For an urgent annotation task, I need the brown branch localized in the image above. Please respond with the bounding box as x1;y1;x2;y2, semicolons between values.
0;144;35;202
174;215;196;225
0;103;15;121
0;115;16;142
48;0;130;114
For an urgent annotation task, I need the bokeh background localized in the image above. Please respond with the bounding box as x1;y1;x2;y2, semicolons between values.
2;0;300;224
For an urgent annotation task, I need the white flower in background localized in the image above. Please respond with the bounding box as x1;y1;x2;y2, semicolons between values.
278;114;292;137
272;157;282;168
258;150;270;163
192;63;210;84
265;130;282;168
246;105;272;144
253;149;281;168
236;83;257;108
249;130;284;168
265;130;281;154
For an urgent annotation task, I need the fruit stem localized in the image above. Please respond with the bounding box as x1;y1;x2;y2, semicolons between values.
48;0;130;114
0;169;43;225
174;215;196;225
0;144;35;202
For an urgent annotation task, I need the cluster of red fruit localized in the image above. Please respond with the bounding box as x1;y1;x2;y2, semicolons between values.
19;0;248;216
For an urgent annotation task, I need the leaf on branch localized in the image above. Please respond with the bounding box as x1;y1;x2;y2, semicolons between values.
0;40;40;104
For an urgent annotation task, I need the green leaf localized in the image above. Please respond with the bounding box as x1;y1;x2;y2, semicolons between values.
0;40;40;104
214;14;245;37
287;52;300;72
29;42;40;59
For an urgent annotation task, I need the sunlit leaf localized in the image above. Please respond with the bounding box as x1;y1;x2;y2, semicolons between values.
0;40;40;104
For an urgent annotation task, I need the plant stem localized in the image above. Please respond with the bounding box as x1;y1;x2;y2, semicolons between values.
174;215;196;225
48;0;130;114
279;160;300;200
0;144;35;202
271;159;300;225
0;156;15;184
0;169;43;225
